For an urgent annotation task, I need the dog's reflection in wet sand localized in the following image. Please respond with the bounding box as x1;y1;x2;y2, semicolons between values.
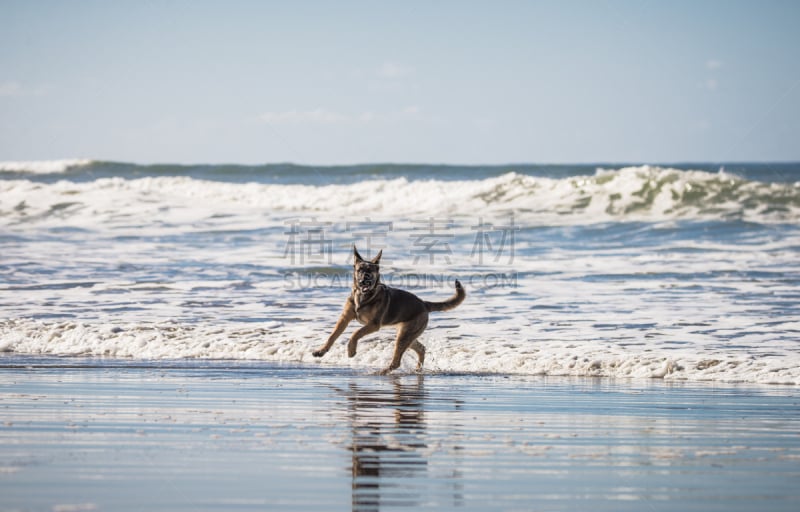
343;376;432;511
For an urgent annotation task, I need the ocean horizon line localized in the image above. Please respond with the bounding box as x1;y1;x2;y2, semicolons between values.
3;157;800;168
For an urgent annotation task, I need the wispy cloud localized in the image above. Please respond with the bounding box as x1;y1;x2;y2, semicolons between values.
400;105;422;119
700;59;723;92
259;109;350;125
259;106;423;125
0;82;23;96
377;61;415;79
0;81;49;97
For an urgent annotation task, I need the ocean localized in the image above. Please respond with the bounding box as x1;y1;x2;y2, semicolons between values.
1;160;799;384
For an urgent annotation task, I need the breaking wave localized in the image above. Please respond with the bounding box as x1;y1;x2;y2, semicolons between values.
0;159;93;174
2;165;799;226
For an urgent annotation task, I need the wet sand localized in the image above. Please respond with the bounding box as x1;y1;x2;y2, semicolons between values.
1;357;799;511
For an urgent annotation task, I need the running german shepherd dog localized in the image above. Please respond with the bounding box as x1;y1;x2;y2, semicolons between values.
312;247;466;374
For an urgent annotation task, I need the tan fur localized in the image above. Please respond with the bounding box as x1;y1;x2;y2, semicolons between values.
312;247;465;374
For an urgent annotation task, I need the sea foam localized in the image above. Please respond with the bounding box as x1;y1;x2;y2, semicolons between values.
2;318;798;385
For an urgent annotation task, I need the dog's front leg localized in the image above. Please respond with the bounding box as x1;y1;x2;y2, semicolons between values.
313;298;355;358
347;323;379;358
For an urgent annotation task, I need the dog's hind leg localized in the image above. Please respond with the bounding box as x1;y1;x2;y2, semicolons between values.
409;340;426;372
381;318;428;375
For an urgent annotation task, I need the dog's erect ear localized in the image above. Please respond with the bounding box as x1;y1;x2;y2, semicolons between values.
371;250;382;265
353;245;364;264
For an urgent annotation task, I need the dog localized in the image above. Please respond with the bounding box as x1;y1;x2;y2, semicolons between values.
312;247;465;374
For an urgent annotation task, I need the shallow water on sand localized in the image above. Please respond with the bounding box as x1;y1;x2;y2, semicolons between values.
1;358;799;511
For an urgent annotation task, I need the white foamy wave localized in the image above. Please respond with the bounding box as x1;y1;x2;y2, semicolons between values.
1;166;797;228
0;159;94;174
2;319;797;385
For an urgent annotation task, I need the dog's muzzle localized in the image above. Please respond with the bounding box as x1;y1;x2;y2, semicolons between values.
358;275;374;293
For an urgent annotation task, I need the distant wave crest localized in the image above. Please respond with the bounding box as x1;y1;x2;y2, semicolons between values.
2;165;798;226
0;159;94;174
473;166;800;222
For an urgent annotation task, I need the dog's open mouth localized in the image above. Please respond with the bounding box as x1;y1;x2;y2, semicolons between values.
359;281;373;293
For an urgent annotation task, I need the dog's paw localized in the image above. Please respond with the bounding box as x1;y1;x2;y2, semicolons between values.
312;349;327;358
347;345;357;358
379;364;400;375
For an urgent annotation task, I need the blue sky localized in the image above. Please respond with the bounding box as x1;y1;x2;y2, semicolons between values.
1;0;798;165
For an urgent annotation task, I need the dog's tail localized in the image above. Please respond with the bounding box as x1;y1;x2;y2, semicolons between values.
425;280;466;312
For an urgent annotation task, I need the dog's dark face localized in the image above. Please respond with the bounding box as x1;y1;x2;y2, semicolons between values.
353;247;382;294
